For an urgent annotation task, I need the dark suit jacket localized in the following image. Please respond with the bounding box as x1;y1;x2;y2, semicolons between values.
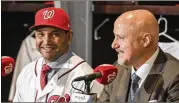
99;49;179;102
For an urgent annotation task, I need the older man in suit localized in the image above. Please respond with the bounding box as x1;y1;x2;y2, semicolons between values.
98;9;179;102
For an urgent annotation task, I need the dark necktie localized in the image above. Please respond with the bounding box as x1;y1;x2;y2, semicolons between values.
130;72;140;102
40;64;51;90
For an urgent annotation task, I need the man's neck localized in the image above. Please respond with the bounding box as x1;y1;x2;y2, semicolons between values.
134;47;158;69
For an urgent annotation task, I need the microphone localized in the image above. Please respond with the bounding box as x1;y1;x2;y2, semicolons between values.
94;64;118;85
73;72;101;82
73;64;118;85
2;56;15;76
71;64;117;102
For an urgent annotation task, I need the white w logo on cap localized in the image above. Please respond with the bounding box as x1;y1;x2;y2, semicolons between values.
43;10;54;19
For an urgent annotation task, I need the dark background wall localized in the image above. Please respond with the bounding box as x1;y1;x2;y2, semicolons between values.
2;12;35;102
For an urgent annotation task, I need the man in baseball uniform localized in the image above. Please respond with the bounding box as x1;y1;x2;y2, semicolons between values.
13;7;103;102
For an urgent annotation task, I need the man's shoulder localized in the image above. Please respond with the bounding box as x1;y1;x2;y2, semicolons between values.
69;55;93;74
70;55;84;63
161;53;179;81
69;55;91;67
21;57;43;73
164;53;179;71
17;58;43;81
25;57;43;67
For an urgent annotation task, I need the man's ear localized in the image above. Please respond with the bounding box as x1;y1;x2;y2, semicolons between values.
141;33;152;48
67;30;73;44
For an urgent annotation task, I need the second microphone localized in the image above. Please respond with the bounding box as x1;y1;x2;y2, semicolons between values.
73;64;118;85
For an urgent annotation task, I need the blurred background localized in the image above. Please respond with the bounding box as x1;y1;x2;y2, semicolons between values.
1;1;179;102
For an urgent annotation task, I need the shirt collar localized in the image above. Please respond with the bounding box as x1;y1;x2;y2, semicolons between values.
132;47;159;88
43;50;73;69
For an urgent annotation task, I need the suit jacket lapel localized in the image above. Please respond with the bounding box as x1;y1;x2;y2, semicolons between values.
114;63;131;102
136;49;167;102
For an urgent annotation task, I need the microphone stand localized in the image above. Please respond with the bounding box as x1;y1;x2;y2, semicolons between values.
84;80;97;102
71;75;99;102
84;80;91;94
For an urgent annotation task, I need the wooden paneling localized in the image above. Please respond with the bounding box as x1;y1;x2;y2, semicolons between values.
2;3;53;12
94;5;179;15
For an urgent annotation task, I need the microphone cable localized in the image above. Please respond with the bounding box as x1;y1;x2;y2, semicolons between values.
71;80;85;94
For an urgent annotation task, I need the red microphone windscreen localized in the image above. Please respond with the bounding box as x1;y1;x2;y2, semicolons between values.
94;64;117;85
2;56;15;76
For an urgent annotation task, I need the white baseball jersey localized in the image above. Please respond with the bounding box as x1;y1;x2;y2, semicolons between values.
13;55;104;102
9;33;41;101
